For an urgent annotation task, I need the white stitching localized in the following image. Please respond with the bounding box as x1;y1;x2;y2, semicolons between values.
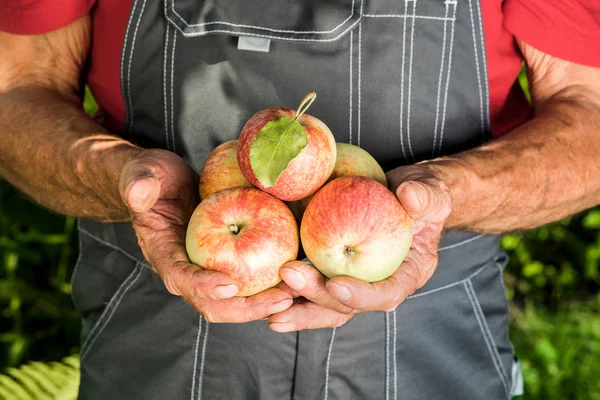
80;264;144;361
357;21;362;148
120;0;138;134
323;328;336;400
399;0;409;164
393;309;397;400
78;228;151;269
475;0;490;133
467;0;484;141
349;30;353;145
437;3;457;156
385;312;390;400
171;0;356;35
364;14;454;21
190;316;202;400
407;261;488;300
464;280;511;398
406;0;417;162
166;13;362;42
127;0;149;134
70;219;84;303
432;3;449;156
495;257;509;297
197;319;210;400
438;233;485;251
171;32;177;152
163;23;171;150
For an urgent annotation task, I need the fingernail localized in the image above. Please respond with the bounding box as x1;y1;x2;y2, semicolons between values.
281;267;306;290
213;284;238;299
269;322;295;333
269;299;293;314
329;283;351;302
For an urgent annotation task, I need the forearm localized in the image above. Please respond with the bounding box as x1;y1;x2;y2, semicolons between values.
0;85;142;221
429;87;600;234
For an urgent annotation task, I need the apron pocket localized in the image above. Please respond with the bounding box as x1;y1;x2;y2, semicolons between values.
164;0;362;41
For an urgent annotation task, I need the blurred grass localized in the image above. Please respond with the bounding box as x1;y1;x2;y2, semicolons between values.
1;73;600;400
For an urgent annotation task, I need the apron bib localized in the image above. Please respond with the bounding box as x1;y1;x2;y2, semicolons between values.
73;0;522;398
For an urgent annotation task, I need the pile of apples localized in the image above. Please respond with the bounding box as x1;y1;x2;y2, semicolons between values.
186;92;413;297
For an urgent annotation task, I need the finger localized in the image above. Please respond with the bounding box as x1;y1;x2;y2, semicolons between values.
326;251;437;312
139;226;240;300
279;261;354;314
268;300;353;332
124;177;161;213
396;181;450;223
193;288;293;323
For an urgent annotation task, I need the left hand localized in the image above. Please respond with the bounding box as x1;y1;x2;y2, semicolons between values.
268;164;452;332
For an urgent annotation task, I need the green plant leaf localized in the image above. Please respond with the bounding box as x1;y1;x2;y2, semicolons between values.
249;116;308;188
0;356;79;400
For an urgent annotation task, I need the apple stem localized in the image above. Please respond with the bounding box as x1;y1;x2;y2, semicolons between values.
228;224;240;235
293;91;317;122
344;246;355;258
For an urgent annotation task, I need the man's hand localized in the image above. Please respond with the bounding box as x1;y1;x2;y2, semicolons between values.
268;164;450;332
119;149;293;323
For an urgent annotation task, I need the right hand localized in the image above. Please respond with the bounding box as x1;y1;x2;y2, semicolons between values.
119;149;293;322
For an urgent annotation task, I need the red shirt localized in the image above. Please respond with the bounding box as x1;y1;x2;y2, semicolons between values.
2;0;600;137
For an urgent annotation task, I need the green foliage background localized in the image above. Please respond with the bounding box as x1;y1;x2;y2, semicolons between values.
1;83;599;399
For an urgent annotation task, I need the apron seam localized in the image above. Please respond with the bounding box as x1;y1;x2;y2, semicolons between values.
432;2;450;157
364;14;454;21
190;315;203;400
467;0;485;141
80;264;145;361
393;309;398;400
170;32;177;152
323;328;337;400
349;30;353;145
78;227;151;269
399;0;409;164
197;319;210;400
474;0;491;133
163;23;172;150
357;21;363;147
463;280;511;398
126;0;149;134
385;312;390;400
406;0;417;163
437;1;458;156
70;219;84;311
407;260;487;300
170;0;357;34
120;0;138;135
439;233;485;251
165;15;362;42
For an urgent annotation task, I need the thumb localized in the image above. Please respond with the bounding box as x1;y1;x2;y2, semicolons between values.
119;163;161;213
396;181;450;223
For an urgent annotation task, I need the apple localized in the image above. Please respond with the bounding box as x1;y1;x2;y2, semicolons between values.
237;92;336;201
300;176;413;282
199;140;253;200
290;142;388;221
186;187;299;296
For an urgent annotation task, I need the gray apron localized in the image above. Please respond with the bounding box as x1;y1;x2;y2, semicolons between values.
73;0;524;398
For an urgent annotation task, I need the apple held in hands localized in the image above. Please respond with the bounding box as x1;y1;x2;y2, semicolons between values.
301;176;413;282
186;187;299;296
199;140;252;200
237;92;336;201
291;142;388;220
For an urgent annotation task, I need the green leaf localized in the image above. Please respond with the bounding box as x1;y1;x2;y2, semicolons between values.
249;116;308;187
0;356;80;400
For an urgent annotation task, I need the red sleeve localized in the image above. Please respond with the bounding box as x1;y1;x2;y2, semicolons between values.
504;0;600;67
0;0;95;35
